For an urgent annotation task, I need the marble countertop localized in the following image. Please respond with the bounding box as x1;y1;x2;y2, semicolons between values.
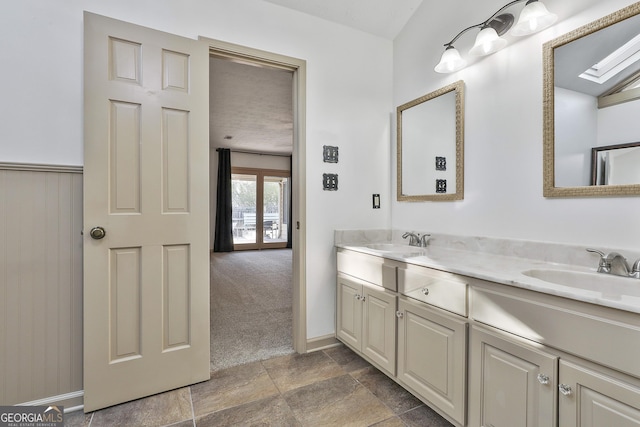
336;236;640;315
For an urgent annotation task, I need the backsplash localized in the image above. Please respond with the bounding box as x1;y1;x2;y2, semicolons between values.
335;229;640;269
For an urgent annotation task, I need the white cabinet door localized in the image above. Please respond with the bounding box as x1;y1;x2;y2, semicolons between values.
362;285;397;375
558;360;640;427
336;274;397;375
397;296;467;425
468;326;558;427
336;274;363;350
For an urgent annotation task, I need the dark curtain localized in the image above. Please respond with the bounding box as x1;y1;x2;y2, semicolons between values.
287;155;293;248
214;148;234;252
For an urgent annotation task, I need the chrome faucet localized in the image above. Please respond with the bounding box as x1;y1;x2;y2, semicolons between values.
631;259;640;279
403;232;431;248
586;248;640;279
402;232;420;247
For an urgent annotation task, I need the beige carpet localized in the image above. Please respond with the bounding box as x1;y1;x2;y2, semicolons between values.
210;249;294;372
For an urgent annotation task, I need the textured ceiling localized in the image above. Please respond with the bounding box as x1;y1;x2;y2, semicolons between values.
209;56;294;155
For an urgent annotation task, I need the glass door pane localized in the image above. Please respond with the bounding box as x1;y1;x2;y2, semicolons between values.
263;176;289;244
231;173;257;245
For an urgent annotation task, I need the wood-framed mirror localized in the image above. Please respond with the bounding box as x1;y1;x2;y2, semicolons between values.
543;2;640;197
397;80;465;201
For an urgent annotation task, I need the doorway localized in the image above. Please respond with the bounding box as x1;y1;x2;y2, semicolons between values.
209;249;293;371
206;38;307;357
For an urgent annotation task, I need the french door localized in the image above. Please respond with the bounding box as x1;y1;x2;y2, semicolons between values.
231;167;290;250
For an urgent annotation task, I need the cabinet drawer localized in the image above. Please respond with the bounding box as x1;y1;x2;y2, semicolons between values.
398;265;468;316
337;248;397;291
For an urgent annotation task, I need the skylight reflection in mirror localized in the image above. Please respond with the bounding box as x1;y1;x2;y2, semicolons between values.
579;33;640;85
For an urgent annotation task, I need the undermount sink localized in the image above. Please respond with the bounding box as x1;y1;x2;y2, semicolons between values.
364;243;426;257
522;268;640;297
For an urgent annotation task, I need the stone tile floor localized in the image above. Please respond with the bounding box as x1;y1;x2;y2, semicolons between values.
64;345;454;427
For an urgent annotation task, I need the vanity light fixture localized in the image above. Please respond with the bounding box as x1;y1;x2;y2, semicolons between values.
434;0;557;73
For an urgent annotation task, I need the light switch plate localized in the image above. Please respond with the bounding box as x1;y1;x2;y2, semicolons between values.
323;173;338;191
323;145;339;163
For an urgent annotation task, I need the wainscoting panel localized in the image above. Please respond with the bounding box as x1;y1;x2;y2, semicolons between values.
0;164;83;406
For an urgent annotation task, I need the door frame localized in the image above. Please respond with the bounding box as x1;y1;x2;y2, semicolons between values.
202;37;307;353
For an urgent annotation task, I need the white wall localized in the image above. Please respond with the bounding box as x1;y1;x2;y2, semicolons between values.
392;0;640;252
553;86;640;187
1;0;393;339
554;87;597;187
402;91;457;195
598;100;640;146
228;152;290;171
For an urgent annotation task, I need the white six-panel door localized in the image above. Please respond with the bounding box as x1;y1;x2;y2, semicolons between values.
83;12;210;412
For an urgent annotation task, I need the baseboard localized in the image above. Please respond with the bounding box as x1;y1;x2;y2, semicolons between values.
18;390;84;412
306;334;341;352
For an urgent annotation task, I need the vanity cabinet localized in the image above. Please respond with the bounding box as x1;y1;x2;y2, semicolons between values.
336;273;397;375
337;249;469;426
469;281;640;427
397;296;467;425
335;245;640;427
469;324;640;427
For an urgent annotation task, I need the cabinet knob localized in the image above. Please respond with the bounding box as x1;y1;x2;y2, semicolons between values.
354;294;361;300
421;287;429;296
361;296;366;302
396;311;404;319
537;374;550;385
559;384;572;396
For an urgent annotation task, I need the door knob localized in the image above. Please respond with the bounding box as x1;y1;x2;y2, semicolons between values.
89;226;106;240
